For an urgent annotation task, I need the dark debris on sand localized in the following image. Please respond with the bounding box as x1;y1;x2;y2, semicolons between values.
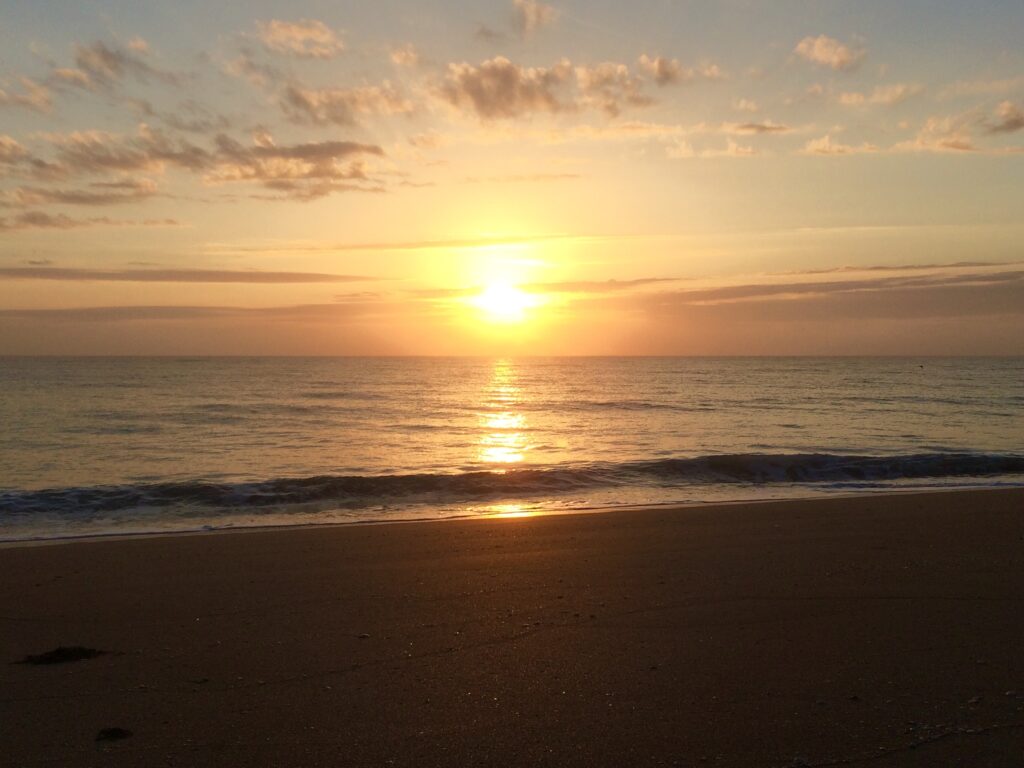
15;646;107;665
96;728;133;742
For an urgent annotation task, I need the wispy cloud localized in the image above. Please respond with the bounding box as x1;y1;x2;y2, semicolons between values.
0;77;52;112
474;25;507;43
523;277;679;294
43;124;209;176
637;55;723;86
6;127;386;201
0;179;159;208
838;83;923;107
802;135;879;155
128;98;230;134
575;62;652;116
204;233;577;255
513;0;560;38
281;82;414;126
0;211;179;232
578;266;1024;329
222;48;286;88
939;75;1024;99
464;172;580;183
205;131;385;200
726;121;790;135
67;40;180;89
0;301;413;323
985;101;1024;134
0;267;376;283
668;138;756;159
894;114;977;153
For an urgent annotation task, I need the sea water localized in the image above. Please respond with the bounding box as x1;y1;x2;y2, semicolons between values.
1;357;1021;540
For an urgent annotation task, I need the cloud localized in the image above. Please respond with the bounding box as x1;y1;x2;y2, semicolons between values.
5;127;386;201
523;277;678;294
0;135;30;164
0;135;63;180
668;139;755;159
0;211;179;232
575;62;651;116
408;132;444;150
839;83;923;106
71;40;179;88
776;260;1021;276
637;55;723;86
45;124;209;175
205;131;385;200
573;266;1024;326
0;301;402;323
1;125;207;183
50;68;92;88
474;25;507;43
0;77;52;112
255;19;344;59
412;276;676;300
986;101;1024;134
794;35;865;71
734;98;758;113
802;135;879;155
726;121;790;135
128;98;230;134
637;55;682;86
513;0;559;37
0;267;374;283
438;57;574;119
390;44;419;68
438;56;680;120
894;115;976;153
625;269;1024;325
281;82;414;126
0;178;159;208
223;48;286;88
464;172;580;183
205;233;575;255
939;76;1024;100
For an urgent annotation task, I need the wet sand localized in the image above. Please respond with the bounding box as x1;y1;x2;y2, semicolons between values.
2;489;1023;766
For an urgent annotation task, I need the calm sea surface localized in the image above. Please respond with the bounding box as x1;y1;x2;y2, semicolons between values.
1;357;1022;540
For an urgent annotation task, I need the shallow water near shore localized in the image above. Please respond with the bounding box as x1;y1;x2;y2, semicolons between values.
2;356;1022;540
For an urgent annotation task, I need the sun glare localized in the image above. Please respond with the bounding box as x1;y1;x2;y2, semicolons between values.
469;282;541;323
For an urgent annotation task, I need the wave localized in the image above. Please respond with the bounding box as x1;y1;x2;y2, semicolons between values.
2;451;1022;518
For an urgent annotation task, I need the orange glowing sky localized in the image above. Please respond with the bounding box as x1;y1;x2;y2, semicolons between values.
0;0;1022;354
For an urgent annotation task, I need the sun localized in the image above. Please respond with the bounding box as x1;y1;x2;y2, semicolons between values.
469;282;542;323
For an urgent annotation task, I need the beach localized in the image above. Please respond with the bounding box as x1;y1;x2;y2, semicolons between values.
2;489;1023;767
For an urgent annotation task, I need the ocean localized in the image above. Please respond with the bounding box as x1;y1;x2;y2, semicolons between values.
1;357;1022;541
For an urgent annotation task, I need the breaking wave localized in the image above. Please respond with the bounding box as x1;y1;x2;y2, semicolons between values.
3;451;1022;518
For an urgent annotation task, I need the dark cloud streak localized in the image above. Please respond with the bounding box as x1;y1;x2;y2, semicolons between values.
0;267;377;283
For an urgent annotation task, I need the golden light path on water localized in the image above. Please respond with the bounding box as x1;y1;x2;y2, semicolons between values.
477;359;529;466
474;359;549;518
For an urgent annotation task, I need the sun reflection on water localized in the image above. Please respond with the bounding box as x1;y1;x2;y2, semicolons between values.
477;359;529;467
485;503;539;519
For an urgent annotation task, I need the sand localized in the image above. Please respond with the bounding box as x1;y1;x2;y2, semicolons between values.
2;489;1023;767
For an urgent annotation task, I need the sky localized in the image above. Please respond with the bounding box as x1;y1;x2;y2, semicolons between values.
0;0;1021;355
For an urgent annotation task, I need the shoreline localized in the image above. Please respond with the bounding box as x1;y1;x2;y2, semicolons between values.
2;483;1019;549
3;488;1023;766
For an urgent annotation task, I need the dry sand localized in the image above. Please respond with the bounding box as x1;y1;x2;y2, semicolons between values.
2;489;1023;766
